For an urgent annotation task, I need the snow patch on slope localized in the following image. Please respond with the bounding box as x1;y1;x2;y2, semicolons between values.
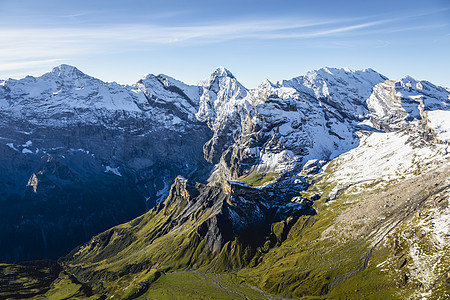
427;110;450;141
432;202;450;246
325;130;448;199
406;189;450;299
104;166;122;176
22;148;33;154
6;143;18;151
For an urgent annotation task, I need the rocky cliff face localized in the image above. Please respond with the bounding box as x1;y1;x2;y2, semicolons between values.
60;174;315;286
205;67;450;191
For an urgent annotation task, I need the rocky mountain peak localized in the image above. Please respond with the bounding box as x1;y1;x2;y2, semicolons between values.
397;75;420;89
212;66;235;78
48;64;91;81
195;67;249;127
258;78;277;89
268;67;379;123
36;64;105;98
199;66;246;96
303;66;387;85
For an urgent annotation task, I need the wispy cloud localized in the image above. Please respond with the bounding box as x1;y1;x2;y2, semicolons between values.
0;59;66;72
0;18;332;67
0;17;385;58
0;9;447;76
57;11;98;19
56;9;192;22
304;20;389;37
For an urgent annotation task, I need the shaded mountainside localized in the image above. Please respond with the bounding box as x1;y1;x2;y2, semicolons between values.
1;65;450;299
0;65;213;262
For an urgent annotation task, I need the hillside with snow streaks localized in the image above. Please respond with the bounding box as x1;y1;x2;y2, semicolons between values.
205;67;450;186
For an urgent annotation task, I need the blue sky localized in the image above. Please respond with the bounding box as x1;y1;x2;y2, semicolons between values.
0;0;449;88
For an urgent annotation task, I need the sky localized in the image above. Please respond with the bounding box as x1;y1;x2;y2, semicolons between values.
0;0;449;88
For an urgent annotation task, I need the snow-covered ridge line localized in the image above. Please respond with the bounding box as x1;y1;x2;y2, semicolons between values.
2;64;446;117
1;64;449;179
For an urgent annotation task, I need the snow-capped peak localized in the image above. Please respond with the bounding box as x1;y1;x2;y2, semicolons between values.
197;66;248;99
49;64;88;79
259;79;277;89
277;67;387;120
213;66;235;78
305;67;385;82
399;75;418;85
198;66;240;88
195;67;249;125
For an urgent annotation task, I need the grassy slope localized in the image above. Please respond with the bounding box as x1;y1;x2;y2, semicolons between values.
0;261;102;300
144;272;244;300
238;172;279;187
19;159;449;299
60;181;259;297
237;161;450;299
143;271;281;299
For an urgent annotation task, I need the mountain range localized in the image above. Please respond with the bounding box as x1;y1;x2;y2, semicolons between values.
0;65;449;299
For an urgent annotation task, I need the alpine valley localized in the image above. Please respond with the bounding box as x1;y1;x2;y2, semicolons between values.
0;65;449;299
